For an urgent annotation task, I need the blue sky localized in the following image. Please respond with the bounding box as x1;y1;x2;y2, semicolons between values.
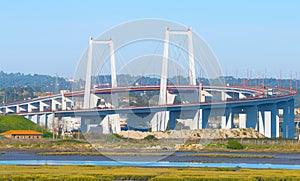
0;0;299;78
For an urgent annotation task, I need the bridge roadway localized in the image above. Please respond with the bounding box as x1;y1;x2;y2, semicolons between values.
66;85;265;97
0;86;297;139
57;91;295;116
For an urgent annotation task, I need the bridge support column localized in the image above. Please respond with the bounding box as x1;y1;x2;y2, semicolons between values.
47;113;54;131
188;109;203;130
39;114;50;129
221;108;233;129
37;115;41;126
289;100;295;138
151;111;169;132
105;114;121;134
261;104;278;138
169;111;180;130
28;104;37;113
80;117;88;133
80;117;102;133
194;109;203;129
30;115;38;124
100;116;110;134
239;114;246;128
5;107;14;114
282;100;295;138
271;104;278;138
202;109;210;129
264;111;272;138
257;111;265;135
246;106;258;129
51;99;60;111
39;102;47;112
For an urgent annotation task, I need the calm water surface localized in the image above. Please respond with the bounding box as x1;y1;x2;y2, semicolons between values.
1;151;300;169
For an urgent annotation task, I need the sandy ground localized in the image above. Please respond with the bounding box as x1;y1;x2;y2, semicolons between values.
118;128;265;140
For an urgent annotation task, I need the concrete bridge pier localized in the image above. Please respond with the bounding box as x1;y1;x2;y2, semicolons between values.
258;104;278;138
229;106;259;130
191;109;202;130
80;116;102;133
39;113;52;129
201;109;210;129
169;111;180;130
245;106;258;129
151;111;169;132
280;100;295;138
24;113;53;130
101;114;121;134
28;114;38;124
257;111;265;135
239;113;246;128
190;109;210;129
168;109;209;131
221;108;233;129
80;114;121;134
288;100;295;138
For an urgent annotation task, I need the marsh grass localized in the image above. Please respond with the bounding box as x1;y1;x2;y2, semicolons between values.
204;141;300;153
0;165;299;180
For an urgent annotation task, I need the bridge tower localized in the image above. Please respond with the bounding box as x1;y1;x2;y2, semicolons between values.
159;28;196;105
83;37;117;109
153;28;196;132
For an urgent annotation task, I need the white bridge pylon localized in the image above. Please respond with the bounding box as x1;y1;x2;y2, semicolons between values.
155;28;196;132
83;37;117;109
159;28;196;105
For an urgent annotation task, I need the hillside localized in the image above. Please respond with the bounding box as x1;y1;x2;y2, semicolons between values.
0;115;52;137
0;71;71;92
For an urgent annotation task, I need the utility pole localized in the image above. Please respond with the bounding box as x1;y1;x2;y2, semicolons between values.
296;72;298;93
55;73;59;94
52;114;55;140
279;71;282;88
290;72;293;91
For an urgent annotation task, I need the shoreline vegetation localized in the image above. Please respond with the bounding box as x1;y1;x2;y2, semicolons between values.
1;136;299;154
0;165;300;180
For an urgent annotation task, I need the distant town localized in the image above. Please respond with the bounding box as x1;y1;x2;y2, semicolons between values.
1;71;299;106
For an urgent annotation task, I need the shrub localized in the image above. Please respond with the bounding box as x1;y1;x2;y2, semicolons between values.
144;135;158;141
226;140;244;150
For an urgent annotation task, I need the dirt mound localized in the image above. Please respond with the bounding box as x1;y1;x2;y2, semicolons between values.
118;128;265;140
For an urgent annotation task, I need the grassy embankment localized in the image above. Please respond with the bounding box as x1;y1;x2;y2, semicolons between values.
201;140;300;153
0;138;93;151
0;115;52;137
0;165;299;180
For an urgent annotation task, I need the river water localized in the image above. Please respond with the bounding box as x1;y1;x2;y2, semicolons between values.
1;151;300;169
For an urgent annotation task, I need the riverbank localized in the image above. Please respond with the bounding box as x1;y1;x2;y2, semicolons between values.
1;136;299;154
0;137;94;151
0;165;299;180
